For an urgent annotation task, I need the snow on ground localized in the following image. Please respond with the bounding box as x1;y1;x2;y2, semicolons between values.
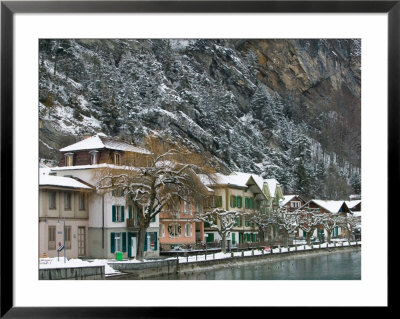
174;241;359;263
39;257;121;276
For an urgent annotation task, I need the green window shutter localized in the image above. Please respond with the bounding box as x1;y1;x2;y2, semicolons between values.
112;205;116;222
112;190;115;197
128;206;132;219
234;196;237;208
153;232;158;250
239;217;242;227
235;218;239;227
121;206;125;221
110;232;115;253
151;215;156;222
239;197;242;208
144;233;148;251
232;233;235;245
122;233;127;252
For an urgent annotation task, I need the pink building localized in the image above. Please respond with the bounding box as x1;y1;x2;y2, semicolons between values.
159;199;204;250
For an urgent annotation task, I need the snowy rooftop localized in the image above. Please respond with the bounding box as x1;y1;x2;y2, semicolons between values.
310;200;346;213
230;172;265;191
50;163;139;171
59;133;151;154
280;195;297;207
199;172;270;199
39;174;93;189
345;200;361;209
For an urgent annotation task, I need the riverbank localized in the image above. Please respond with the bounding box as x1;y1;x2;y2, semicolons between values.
106;243;361;279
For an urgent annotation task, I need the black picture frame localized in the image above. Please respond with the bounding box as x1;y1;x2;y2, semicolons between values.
1;0;394;317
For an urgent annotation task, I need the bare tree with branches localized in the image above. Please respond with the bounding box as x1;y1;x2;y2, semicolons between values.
275;207;299;247
196;208;246;253
297;209;324;245
336;213;360;243
96;135;212;260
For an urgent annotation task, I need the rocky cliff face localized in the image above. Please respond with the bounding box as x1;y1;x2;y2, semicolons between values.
39;39;361;199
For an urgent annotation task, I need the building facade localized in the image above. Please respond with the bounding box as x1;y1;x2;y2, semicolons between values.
48;134;159;259
39;173;92;258
159;199;204;250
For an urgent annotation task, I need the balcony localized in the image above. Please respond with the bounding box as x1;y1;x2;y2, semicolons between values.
126;218;139;228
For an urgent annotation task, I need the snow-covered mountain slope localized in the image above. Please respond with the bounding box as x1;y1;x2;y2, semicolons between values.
39;39;361;199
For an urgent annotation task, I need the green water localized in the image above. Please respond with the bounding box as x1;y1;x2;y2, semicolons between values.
142;250;361;280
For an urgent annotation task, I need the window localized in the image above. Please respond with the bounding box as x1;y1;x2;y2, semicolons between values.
90;151;98;165
168;223;181;238
48;226;56;250
112;205;125;222
184;223;193;237
195;200;203;213
111;232;126;253
215;196;223;208
114;153;121;165
237;196;243;208
184;201;192;214
145;232;158;251
204;196;216;208
65;226;71;249
230;195;236;208
65;153;74;166
160;224;165;238
49;191;56;209
291;201;300;208
114;232;122;252
64;192;71;210
79;193;85;210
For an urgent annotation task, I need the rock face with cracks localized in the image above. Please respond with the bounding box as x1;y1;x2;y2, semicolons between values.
39;39;361;199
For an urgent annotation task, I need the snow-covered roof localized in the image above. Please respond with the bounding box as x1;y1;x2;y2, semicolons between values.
264;179;279;197
39;174;93;189
231;172;265;191
50;163;140;172
345;200;361;209
59;133;150;154
280;195;297;207
40;167;51;175
353;211;362;217
310;200;346;213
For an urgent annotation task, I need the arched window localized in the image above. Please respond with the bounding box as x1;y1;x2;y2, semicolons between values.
89;150;99;165
184;223;192;237
168;223;181;238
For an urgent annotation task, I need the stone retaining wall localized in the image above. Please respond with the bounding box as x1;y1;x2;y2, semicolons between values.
39;265;105;280
108;260;177;279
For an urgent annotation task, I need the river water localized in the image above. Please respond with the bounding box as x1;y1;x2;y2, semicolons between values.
141;250;361;280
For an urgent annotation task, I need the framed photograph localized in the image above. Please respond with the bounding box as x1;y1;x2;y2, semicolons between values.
1;0;394;316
